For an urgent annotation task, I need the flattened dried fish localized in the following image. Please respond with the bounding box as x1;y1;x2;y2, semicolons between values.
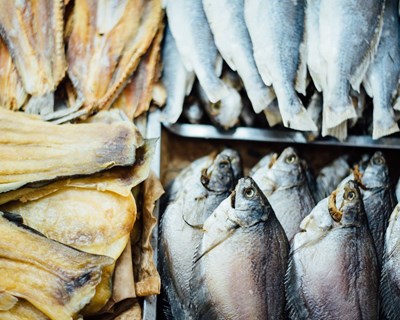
0;0;66;115
191;177;289;319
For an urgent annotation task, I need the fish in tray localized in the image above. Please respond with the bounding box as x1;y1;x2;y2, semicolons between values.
190;177;289;319
363;0;400;140
286;180;379;319
202;0;275;114
245;0;317;132
0;0;66;115
159;149;242;319
251;147;316;241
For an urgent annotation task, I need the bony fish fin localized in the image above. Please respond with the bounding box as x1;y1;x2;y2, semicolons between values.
25;93;55;116
372;101;400;140
322;120;348;142
394;95;400;111
322;94;356;130
251;85;276;114
295;42;308;96
185;71;196;96
215;54;224;77
263;100;282;127
349;5;385;93
279;96;318;132
182;212;204;230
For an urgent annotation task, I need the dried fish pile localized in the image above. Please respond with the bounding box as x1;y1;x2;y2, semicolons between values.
0;0;164;123
161;0;400;141
0;110;163;319
160;147;400;319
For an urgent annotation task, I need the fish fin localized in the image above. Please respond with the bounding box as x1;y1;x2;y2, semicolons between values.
25;93;55;116
322;121;348;142
250;85;276;114
263;100;282;127
215;54;224;77
372;105;400;140
279;95;318;131
295;42;308;96
349;6;385;93
393;95;400;111
322;94;357;129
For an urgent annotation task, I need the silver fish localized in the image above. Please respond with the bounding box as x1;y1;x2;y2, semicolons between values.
202;0;275;113
191;177;289;319
245;0;317;131
319;0;385;129
160;149;242;319
382;204;400;319
251;147;316;241
249;152;276;176
363;0;400;140
160;25;195;124
165;0;228;103
286;181;379;319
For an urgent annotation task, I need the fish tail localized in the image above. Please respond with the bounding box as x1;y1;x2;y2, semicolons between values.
25;92;55;116
393;95;400;111
197;71;228;104
372;99;400;140
248;85;276;114
322;120;348;142
263;99;282;127
322;94;357;129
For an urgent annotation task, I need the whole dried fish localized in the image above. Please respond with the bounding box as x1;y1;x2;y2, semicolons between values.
202;0;275;113
0;109;143;193
319;0;385;129
0;212;114;320
160;150;242;319
363;0;400;140
286;181;379;319
251;147;316;240
165;0;228;103
191;177;289;319
245;0;317;131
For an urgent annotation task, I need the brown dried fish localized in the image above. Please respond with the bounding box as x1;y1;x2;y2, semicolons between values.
0;0;66;115
0;109;143;193
67;0;163;115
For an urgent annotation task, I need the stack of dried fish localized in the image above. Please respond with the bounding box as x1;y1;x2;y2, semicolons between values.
161;0;400;141
0;109;163;319
160;147;400;319
0;0;164;123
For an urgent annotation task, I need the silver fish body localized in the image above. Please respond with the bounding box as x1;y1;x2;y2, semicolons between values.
191;177;289;320
202;0;275;113
286;181;379;320
165;0;227;103
245;0;317;131
160;150;242;319
251;147;316;241
363;0;400;140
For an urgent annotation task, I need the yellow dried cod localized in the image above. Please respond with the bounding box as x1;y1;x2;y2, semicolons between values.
0;0;67;114
0;298;49;320
0;109;143;193
0;38;27;111
67;0;163;115
0;212;113;320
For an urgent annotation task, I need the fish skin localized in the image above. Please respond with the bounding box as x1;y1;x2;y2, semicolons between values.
245;0;317;131
319;0;385;129
306;91;322;139
382;204;400;319
360;152;395;267
363;0;400;140
191;177;289;320
183;99;204;124
159;150;242;319
202;0;275;113
251;147;316;241
395;177;400;202
249;152;275;176
160;25;195;124
286;180;379;320
165;0;228;103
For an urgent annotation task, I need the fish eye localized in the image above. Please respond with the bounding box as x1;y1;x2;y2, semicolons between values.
373;156;384;165
244;187;255;199
346;191;356;201
285;154;297;164
219;160;229;169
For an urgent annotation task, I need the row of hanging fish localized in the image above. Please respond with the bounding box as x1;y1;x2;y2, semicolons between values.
0;0;165;123
161;0;400;141
0;109;162;319
159;147;400;319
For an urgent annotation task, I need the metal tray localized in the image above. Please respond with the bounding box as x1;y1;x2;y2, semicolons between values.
163;122;400;150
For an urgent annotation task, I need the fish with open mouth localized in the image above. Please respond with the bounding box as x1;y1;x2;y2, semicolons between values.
190;176;289;319
286;180;379;319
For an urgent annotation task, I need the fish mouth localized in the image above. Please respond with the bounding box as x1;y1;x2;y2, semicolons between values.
328;190;343;222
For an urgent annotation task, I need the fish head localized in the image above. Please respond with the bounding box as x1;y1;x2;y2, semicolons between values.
219;148;243;180
362;152;390;189
229;177;271;228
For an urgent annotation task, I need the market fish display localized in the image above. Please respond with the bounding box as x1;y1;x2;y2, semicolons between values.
191;177;288;320
202;0;275;113
165;0;227;103
286;181;379;319
160;149;242;319
0;0;66;115
251;147;316;240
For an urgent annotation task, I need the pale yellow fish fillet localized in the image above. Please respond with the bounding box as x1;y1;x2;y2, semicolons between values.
0;108;143;193
112;24;164;120
0;213;114;320
0;299;49;320
0;0;66;96
0;38;27;111
67;0;163;115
